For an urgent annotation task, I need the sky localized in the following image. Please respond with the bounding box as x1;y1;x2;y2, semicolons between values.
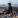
0;0;18;7
0;0;16;4
0;0;18;4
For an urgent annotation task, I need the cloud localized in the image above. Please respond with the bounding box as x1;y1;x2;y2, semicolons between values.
12;0;16;2
0;0;16;4
0;1;9;4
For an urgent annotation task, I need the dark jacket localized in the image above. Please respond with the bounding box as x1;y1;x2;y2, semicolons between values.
8;6;12;14
6;6;12;14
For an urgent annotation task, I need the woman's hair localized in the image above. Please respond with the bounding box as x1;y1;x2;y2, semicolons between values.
8;3;11;7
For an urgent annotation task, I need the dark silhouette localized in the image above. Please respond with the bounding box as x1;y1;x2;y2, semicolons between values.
6;3;12;14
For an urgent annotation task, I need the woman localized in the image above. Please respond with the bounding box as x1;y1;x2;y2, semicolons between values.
8;3;12;14
6;3;12;14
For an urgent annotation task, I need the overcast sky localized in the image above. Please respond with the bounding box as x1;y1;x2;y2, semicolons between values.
0;0;16;4
0;0;18;7
0;0;18;4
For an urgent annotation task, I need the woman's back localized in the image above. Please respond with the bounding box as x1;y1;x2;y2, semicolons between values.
8;7;12;11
